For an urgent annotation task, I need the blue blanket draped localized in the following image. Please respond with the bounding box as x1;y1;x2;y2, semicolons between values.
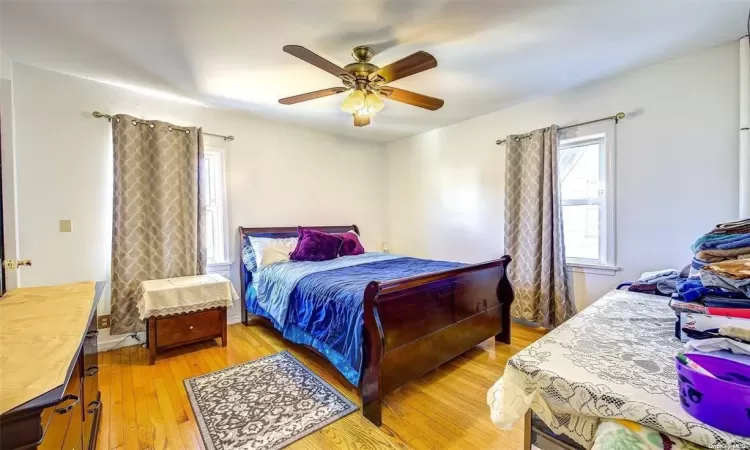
246;254;465;385
257;252;399;327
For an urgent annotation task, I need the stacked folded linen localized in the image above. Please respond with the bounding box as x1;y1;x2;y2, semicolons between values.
691;219;750;268
670;220;750;349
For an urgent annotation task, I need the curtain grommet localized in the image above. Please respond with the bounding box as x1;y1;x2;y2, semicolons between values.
149;123;155;129
167;126;173;132
185;130;190;135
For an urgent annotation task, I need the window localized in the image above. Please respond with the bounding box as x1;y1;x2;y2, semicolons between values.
559;130;616;272
203;148;228;265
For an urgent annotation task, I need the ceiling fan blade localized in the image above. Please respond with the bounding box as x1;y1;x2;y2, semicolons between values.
353;115;371;127
369;51;437;84
283;45;354;81
278;87;349;105
378;86;444;110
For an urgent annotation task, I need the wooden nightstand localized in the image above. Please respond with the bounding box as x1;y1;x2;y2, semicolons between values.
137;274;237;365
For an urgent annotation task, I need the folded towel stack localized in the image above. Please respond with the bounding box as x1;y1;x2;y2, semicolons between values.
668;219;750;348
691;219;750;265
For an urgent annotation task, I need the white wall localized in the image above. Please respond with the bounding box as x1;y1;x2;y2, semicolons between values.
385;42;740;311
1;51;12;80
740;37;749;218
10;63;387;325
1;51;20;291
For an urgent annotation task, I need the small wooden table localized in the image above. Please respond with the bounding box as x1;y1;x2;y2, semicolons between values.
137;274;237;365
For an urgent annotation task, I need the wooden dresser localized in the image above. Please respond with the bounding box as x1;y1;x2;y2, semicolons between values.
0;282;103;450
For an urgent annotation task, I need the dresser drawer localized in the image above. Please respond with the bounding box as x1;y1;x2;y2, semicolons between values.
82;314;100;450
39;361;81;450
155;308;223;349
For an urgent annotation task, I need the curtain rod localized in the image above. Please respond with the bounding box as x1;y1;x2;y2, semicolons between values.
92;111;235;142
495;112;626;145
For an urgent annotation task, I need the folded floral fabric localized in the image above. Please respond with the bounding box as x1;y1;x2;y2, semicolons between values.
703;258;750;280
592;419;705;450
695;247;750;263
668;298;707;315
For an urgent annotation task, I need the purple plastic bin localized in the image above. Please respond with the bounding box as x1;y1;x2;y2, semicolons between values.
675;353;750;437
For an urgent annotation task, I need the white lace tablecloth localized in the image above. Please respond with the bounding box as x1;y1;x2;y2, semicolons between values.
487;290;750;450
136;274;238;320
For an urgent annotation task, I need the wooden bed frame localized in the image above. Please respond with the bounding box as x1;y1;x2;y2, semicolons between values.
238;225;514;426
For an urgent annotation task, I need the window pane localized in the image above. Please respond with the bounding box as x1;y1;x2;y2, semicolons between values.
563;204;599;260
205;156;215;207
205;208;215;262
560;144;600;201
203;149;226;263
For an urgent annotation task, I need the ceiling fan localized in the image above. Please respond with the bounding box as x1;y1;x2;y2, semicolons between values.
278;45;444;127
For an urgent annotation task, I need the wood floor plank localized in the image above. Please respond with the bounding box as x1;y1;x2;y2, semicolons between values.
120;346;141;450
97;349;112;450
152;375;187;450
97;322;544;449
130;346;155;450
108;348;126;450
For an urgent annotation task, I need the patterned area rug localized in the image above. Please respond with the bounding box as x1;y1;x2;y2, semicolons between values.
184;351;357;450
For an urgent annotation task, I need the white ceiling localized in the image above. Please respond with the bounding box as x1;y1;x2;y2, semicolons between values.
1;0;747;143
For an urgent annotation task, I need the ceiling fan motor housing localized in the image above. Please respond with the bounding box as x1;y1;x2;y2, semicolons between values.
343;46;381;83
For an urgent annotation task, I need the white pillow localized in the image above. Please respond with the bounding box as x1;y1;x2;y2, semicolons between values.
248;236;298;269
257;241;295;269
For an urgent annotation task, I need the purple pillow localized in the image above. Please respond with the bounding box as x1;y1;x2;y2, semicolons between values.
335;231;365;256
289;228;343;261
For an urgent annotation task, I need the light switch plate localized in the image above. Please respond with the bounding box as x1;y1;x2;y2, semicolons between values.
59;220;72;232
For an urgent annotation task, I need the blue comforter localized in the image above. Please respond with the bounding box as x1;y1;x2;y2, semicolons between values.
246;253;464;385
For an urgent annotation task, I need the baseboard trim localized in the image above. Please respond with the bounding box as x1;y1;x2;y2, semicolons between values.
97;314;242;352
98;331;147;353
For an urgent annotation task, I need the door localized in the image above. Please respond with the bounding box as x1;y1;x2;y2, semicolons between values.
0;124;5;295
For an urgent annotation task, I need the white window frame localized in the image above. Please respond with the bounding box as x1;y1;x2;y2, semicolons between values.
559;122;619;275
204;147;230;270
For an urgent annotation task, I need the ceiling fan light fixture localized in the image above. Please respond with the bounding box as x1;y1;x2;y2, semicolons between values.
279;45;444;127
340;89;365;114
353;111;371;127
363;92;385;114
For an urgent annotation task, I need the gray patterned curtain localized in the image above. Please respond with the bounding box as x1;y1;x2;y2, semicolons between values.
504;125;575;328
110;115;206;334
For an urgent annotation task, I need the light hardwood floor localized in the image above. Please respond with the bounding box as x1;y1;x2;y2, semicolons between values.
96;321;546;450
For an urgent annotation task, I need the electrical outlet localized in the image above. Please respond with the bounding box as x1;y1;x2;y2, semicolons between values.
97;315;110;329
59;220;72;233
